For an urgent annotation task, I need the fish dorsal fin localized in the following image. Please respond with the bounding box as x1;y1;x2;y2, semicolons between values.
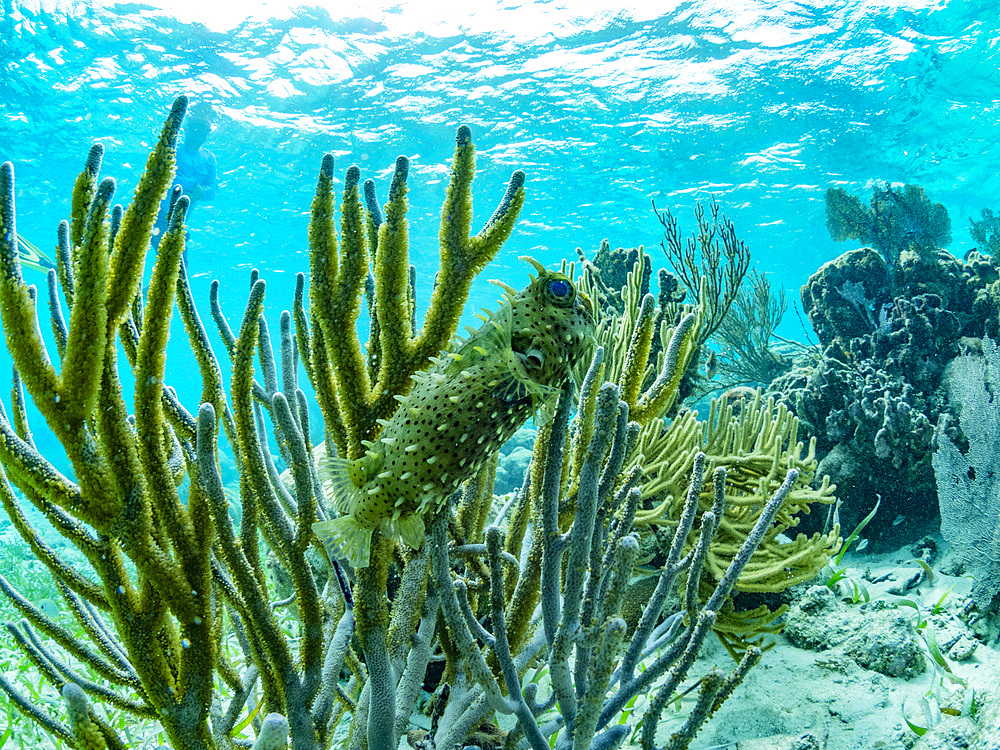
16;234;56;273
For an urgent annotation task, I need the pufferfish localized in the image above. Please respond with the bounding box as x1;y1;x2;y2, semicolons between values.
312;258;595;568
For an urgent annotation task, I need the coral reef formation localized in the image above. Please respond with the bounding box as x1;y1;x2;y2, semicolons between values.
0;99;826;750
575;239;655;314
585;208;790;396
650;197;804;403
783;586;926;679
772;184;1000;539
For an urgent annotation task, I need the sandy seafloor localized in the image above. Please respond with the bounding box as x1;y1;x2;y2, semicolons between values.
635;537;1000;750
4;520;1000;749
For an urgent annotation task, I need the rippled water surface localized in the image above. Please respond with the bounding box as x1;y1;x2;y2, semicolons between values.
1;0;999;421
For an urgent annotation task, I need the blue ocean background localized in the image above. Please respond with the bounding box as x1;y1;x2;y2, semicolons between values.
1;0;998;469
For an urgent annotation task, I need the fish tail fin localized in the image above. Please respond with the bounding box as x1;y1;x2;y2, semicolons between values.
389;513;426;551
16;234;56;273
319;455;366;515
312;516;373;568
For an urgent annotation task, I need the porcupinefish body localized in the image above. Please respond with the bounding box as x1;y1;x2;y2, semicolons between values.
312;261;595;568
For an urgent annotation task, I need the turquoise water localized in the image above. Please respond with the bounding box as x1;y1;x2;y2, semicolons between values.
0;4;998;746
1;0;998;459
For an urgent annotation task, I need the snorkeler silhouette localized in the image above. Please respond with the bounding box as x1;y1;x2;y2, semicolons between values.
153;100;218;259
15;105;217;274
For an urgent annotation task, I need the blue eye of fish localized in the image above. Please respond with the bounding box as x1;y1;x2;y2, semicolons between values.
548;278;572;300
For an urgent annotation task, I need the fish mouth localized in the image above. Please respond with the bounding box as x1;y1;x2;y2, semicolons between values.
513;346;545;376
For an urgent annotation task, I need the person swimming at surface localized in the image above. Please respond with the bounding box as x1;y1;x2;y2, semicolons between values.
153;101;218;260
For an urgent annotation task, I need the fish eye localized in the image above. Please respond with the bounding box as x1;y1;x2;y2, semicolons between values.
545;275;574;305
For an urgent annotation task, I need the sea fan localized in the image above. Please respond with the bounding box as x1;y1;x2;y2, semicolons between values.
933;336;1000;610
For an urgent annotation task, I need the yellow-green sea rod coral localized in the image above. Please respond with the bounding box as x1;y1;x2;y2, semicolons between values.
313;262;595;567
0;99;224;750
0;101;802;750
62;684;109;750
301;127;527;464
0;100;568;750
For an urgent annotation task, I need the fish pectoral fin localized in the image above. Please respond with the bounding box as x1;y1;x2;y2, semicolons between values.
312;516;373;568
391;514;426;551
492;375;529;404
319;456;366;515
531;383;562;426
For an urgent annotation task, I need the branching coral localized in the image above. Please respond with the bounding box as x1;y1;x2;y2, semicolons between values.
577;243;838;654
428;373;797;750
969;207;1000;256
0;99;811;750
652;197;751;344
712;269;792;388
631;390;839;654
300;130;525;461
0;96;530;750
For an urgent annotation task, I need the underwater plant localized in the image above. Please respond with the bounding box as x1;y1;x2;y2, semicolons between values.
0;98;809;750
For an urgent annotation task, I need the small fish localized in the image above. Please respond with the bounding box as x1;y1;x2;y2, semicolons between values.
704;350;717;380
313;258;595;567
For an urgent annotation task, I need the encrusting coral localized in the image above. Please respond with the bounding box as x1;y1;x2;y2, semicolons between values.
0;98;816;750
